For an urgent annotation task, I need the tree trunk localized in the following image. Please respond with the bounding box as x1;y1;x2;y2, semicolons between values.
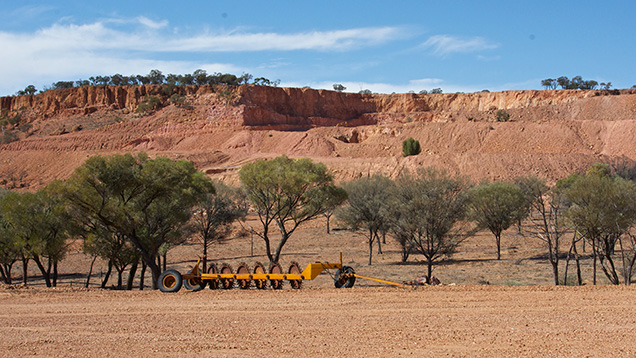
85;255;97;288
101;260;113;288
591;239;597;285
52;260;58;287
375;232;383;254
551;261;559;286
116;268;124;290
32;255;52;287
149;261;161;290
368;229;374;266
427;259;433;279
0;265;7;284
139;261;147;290
548;243;559;286
563;241;575;286
573;240;582;286
126;260;138;290
21;255;28;285
495;233;502;260
202;238;208;273
326;214;331;234
0;263;13;284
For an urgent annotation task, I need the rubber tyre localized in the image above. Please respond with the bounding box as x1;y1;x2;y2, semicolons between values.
183;277;205;291
237;263;251;289
288;261;302;289
220;263;234;289
269;263;283;290
253;262;267;290
334;266;356;288
158;269;183;293
207;263;219;290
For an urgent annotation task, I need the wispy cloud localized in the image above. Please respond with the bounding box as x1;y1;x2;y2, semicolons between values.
162;27;402;52
0;17;405;94
421;35;499;56
3;19;404;54
137;16;169;30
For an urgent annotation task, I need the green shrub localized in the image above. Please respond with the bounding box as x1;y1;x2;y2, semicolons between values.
169;94;185;107
136;96;162;114
402;137;421;157
1;131;18;144
495;109;510;122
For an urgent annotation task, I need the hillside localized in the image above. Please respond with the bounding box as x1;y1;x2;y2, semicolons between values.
2;85;636;189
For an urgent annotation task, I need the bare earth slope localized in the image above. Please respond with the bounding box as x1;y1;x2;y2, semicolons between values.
2;85;636;189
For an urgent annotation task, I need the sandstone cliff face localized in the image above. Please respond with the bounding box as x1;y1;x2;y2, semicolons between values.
3;85;634;129
2;85;636;190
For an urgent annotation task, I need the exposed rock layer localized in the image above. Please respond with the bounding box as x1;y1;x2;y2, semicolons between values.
1;85;636;190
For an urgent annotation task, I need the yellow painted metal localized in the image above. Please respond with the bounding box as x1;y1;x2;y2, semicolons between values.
182;255;343;282
352;274;406;287
173;253;410;289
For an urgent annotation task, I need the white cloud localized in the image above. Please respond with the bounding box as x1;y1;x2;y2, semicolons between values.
137;16;168;29
421;35;499;56
0;18;404;94
138;26;403;52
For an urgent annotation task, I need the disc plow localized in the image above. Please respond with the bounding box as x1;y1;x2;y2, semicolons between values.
157;253;405;292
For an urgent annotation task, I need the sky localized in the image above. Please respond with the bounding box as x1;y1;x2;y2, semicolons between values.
1;1;635;96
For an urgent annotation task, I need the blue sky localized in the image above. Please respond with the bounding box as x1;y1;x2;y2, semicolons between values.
1;1;635;96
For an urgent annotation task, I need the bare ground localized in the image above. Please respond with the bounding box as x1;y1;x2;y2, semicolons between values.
2;285;636;357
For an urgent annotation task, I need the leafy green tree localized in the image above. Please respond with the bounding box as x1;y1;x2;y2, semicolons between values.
239;156;339;266
337;175;394;265
333;84;346;92
0;186;71;287
51;81;74;89
84;231;139;289
191;181;247;272
16;85;37;96
430;88;443;94
468;181;526;260
389;168;472;276
315;185;348;234
565;170;636;285
402;137;421;157
515;176;570;285
0;190;20;284
192;69;209;85
147;69;165;85
541;78;557;90
63;153;213;289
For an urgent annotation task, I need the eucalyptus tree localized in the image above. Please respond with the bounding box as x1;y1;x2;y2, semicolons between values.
63;153;213;289
337;175;394;265
239;155;339;266
467;181;526;260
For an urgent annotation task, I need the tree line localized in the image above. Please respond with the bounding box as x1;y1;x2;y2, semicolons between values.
14;69;280;96
3;154;636;289
0;154;341;289
337;162;636;286
540;76;611;90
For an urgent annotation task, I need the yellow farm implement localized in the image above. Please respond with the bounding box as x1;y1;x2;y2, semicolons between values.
157;253;404;292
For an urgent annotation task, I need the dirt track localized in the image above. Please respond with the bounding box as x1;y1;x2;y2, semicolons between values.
2;285;636;357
